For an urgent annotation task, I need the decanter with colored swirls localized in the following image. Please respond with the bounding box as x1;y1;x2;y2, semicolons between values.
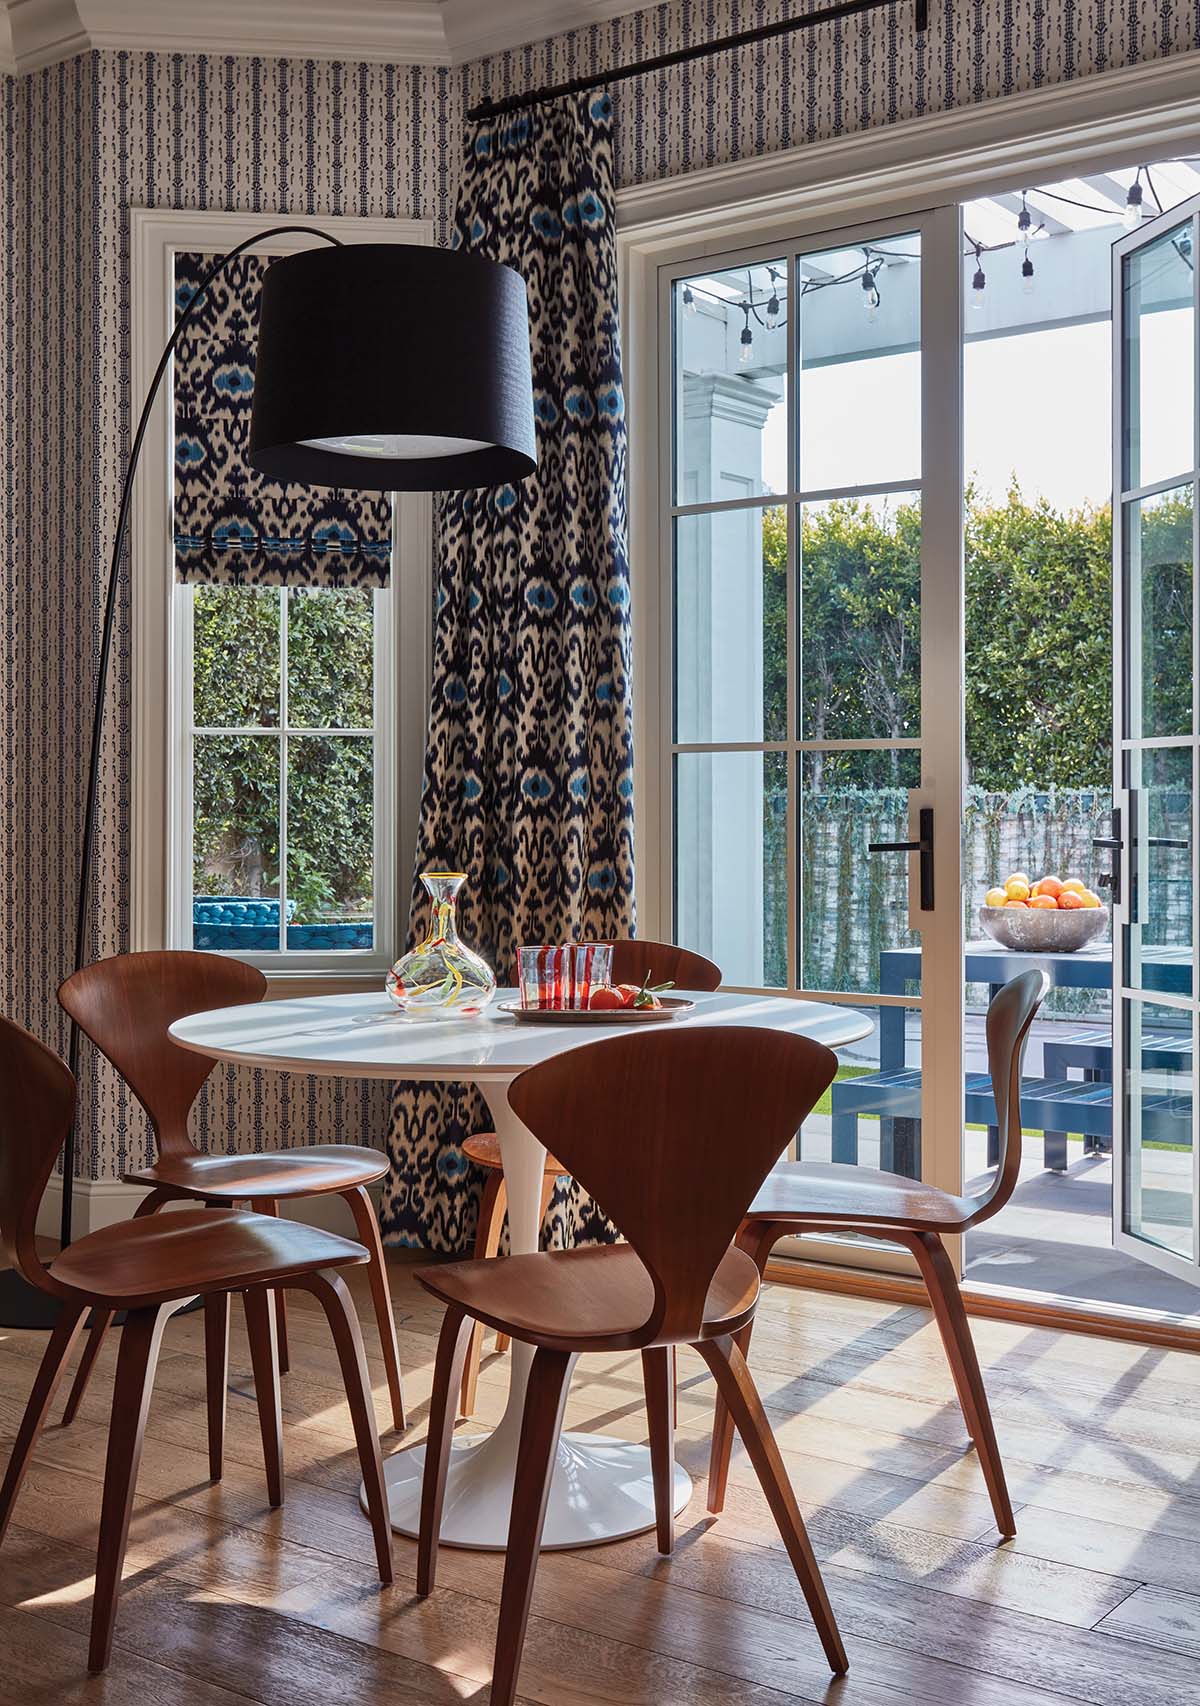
385;871;496;1017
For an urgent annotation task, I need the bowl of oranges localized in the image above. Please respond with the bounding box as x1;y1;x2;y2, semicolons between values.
979;874;1108;952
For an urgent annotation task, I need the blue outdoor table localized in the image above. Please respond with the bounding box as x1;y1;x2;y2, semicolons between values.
872;940;1192;1174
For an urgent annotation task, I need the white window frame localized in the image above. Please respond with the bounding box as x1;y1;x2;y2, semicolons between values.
130;209;433;990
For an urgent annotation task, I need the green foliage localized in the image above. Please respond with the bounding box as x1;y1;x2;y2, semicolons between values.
762;485;1195;789
192;588;374;920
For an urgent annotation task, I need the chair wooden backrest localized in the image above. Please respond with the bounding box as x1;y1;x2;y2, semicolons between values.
0;1016;76;1292
966;968;1050;1227
508;1025;836;1345
608;940;721;992
58;951;268;1160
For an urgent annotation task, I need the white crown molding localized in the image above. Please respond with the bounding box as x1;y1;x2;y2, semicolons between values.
0;0;651;73
440;0;646;64
1;0;90;74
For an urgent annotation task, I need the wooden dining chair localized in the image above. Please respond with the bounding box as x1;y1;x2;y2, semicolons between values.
417;1024;847;1706
0;1015;392;1673
57;950;404;1432
706;969;1049;1540
457;936;721;1416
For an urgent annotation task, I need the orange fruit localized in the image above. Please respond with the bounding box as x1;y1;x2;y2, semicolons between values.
1033;876;1063;898
1058;890;1084;909
984;887;1007;908
1004;898;1030;908
1004;876;1031;901
1060;878;1086;895
1029;893;1057;908
1008;871;1030;887
1079;889;1102;908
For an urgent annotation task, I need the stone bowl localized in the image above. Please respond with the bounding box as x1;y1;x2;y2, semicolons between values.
978;904;1109;952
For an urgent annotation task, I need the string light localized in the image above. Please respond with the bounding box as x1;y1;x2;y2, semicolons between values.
682;283;697;315
765;267;782;330
861;252;881;322
738;303;753;364
970;243;987;311
1123;174;1147;229
1021;249;1035;295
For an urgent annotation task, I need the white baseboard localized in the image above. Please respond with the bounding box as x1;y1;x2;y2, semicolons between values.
38;1174;382;1242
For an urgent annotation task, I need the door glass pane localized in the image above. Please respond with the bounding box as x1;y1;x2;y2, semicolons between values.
1126;746;1193;999
193;587;279;727
798;232;920;492
674;750;786;986
674;506;786;743
1121;222;1195;492
800;492;920;741
1122;997;1194;1260
287;589;373;728
800;748;921;995
286;736;374;951
1124;485;1193;740
792;1004;922;1183
673;259;787;502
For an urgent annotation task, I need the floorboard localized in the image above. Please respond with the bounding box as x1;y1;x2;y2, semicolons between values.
2;1253;1199;1703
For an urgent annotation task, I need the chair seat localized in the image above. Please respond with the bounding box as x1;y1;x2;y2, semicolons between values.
123;1143;388;1201
746;1160;973;1232
49;1206;369;1307
416;1242;761;1351
462;1132;564;1176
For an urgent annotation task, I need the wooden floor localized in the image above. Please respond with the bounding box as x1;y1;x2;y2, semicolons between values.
3;1252;1200;1704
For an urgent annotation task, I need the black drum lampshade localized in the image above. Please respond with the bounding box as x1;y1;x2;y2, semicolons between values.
248;243;537;492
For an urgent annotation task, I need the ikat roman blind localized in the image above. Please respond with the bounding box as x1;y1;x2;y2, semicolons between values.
172;251;392;587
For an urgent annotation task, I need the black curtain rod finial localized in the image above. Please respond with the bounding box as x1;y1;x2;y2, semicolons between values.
467;0;931;124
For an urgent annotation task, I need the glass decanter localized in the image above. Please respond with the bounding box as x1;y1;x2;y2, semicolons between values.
386;871;497;1017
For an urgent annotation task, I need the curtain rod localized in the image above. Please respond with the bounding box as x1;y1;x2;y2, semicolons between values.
467;0;929;122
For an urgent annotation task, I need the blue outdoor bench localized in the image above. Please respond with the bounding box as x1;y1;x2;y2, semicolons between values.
193;897;372;952
830;1068;1192;1175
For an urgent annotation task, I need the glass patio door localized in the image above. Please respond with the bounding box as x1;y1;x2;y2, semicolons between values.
1111;194;1200;1286
660;206;965;1237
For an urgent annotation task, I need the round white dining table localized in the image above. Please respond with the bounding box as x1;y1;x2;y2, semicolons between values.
169;987;872;1551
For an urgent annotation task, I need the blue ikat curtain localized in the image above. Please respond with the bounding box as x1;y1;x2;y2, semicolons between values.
380;92;634;1252
173;252;392;587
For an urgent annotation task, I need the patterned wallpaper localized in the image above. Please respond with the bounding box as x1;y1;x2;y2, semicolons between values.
2;2;1198;1187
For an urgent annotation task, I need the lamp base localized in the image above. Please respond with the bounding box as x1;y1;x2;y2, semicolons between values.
0;1268;65;1329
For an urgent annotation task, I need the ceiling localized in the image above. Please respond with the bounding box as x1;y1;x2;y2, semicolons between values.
0;0;647;75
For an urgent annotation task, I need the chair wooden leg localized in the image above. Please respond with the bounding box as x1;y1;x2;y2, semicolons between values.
296;1268;394;1585
60;1188;173;1430
489;1347;576;1706
89;1299;189;1673
242;1286;284;1508
699;1332;847;1675
641;1345;675;1555
250;1199;289;1374
418;1305;475;1595
61;1310;114;1426
459;1170;506;1417
343;1183;405;1431
204;1290;230;1481
901;1229;1016;1539
0;1304;85;1546
707;1219;778;1514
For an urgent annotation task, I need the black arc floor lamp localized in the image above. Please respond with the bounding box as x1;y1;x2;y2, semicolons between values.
1;232;535;1328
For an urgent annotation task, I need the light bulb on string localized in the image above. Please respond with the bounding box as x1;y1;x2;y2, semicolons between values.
861;265;881;323
739;304;753;365
970;246;987;311
1124;177;1146;229
765;275;782;332
682;283;697;315
1021;251;1035;295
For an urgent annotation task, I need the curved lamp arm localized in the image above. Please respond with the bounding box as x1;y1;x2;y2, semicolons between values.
61;225;342;1250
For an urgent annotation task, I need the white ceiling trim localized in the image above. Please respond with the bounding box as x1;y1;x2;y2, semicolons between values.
0;0;652;74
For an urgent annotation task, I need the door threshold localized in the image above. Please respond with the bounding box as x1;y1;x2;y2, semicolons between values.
765;1255;1200;1350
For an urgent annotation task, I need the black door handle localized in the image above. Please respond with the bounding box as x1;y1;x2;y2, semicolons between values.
1145;837;1189;849
869;806;934;911
1092;811;1122;899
